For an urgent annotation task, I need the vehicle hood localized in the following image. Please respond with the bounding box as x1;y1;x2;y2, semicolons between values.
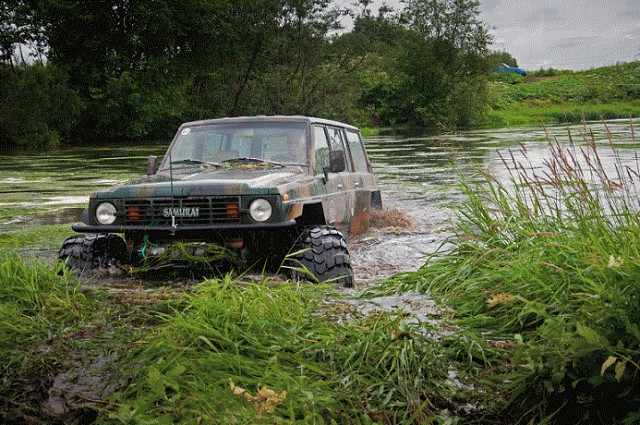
93;166;309;199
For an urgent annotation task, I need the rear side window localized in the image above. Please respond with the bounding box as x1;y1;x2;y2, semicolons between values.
346;130;370;172
327;127;352;171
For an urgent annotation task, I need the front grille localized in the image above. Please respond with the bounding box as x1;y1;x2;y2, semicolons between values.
123;197;241;226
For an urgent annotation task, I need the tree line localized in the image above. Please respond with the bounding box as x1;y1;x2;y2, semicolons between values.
0;0;502;148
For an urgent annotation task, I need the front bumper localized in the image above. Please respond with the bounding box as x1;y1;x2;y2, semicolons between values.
72;220;297;234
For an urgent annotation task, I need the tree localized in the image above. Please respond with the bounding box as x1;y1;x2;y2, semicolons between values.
330;6;409;126
28;0;353;139
27;0;229;139
1;0;498;147
188;0;352;119
391;0;491;128
0;63;83;148
485;50;519;69
0;0;45;67
331;0;492;128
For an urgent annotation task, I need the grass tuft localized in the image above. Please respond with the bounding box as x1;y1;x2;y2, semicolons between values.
376;119;640;423
110;280;454;423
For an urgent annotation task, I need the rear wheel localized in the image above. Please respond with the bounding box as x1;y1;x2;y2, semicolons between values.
58;233;127;273
289;226;353;287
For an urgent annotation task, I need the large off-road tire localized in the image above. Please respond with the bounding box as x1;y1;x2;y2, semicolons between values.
289;226;353;287
58;233;127;273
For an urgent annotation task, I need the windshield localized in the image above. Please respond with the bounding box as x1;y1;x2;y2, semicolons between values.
160;122;308;170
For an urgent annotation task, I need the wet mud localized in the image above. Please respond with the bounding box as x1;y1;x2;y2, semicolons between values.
4;207;84;226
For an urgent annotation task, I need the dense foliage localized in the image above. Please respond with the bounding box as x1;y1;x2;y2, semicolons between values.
0;0;492;148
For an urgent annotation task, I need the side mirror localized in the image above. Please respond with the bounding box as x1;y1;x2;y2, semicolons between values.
147;155;158;176
329;150;346;173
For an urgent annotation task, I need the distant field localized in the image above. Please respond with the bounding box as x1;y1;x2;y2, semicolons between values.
485;61;640;126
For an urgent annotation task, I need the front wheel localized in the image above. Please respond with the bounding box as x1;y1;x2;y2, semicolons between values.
288;226;353;287
58;233;127;274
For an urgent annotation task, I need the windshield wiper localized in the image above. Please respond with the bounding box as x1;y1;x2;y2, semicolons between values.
223;157;307;167
170;159;222;168
223;157;283;166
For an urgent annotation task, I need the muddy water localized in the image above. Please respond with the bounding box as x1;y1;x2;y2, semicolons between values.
350;119;640;282
0;143;168;211
1;120;638;282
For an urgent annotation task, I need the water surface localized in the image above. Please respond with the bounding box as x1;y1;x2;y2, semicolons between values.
1;120;637;281
351;119;639;280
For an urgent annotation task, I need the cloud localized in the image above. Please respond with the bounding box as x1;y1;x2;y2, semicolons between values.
479;0;639;69
367;0;639;70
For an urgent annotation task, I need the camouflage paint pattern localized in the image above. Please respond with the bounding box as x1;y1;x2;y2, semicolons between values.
74;116;380;255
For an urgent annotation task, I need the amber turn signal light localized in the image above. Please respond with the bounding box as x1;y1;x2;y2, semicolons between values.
226;203;240;219
126;206;140;221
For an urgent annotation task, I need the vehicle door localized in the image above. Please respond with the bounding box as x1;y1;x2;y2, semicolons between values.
312;125;350;230
326;126;358;229
344;129;377;233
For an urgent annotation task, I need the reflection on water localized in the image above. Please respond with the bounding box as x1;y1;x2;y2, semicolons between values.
353;119;639;281
3;207;85;226
1;120;638;281
0;142;169;217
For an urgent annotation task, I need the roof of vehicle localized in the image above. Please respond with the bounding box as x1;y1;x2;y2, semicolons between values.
179;115;360;132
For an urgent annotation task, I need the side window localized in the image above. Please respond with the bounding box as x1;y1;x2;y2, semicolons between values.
313;126;330;175
261;131;306;164
346;130;370;173
327;127;352;171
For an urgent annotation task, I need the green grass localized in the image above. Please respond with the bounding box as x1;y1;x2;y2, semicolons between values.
0;252;88;417
360;127;382;137
0;223;76;249
486;61;640;126
0;254;482;423
109;280;461;423
374;121;640;423
485;100;640;127
0;251;83;348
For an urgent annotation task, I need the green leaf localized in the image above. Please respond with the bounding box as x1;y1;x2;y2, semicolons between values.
575;322;609;348
167;365;187;378
147;366;166;399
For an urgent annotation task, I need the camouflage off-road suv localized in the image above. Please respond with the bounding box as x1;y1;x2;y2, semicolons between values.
59;116;382;285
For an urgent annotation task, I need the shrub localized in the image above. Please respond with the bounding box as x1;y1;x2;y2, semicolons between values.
0;64;84;149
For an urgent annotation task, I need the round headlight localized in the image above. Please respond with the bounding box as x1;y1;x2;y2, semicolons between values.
249;198;272;222
96;202;117;225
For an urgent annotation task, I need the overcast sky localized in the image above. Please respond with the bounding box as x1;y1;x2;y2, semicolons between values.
363;0;640;71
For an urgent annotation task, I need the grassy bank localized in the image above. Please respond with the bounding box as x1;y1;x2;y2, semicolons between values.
0;255;485;423
376;121;640;423
486;61;640;126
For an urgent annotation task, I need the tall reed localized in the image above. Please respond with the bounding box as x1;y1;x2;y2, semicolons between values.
0;251;84;349
380;119;640;423
0;250;94;419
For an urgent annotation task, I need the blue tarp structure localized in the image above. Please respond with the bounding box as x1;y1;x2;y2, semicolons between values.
491;63;527;76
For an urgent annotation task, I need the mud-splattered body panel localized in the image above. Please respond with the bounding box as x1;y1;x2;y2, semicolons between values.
72;116;381;261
